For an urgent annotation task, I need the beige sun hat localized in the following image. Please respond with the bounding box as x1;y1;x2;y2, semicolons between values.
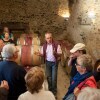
70;43;86;53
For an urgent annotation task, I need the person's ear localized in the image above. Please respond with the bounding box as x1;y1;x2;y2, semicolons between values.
83;67;86;72
13;53;17;58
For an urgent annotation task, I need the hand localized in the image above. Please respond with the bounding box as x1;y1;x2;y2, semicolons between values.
74;87;80;97
34;51;41;56
97;65;100;72
69;54;75;60
0;80;9;90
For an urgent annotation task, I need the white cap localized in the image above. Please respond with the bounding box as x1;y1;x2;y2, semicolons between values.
70;43;85;53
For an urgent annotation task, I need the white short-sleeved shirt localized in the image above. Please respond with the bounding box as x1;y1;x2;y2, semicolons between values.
18;89;55;100
41;44;62;62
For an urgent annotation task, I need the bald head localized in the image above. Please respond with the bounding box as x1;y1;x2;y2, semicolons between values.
45;32;53;43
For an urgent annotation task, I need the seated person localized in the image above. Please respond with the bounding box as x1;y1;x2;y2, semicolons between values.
1;27;14;40
0;44;26;100
63;54;97;100
2;32;15;45
0;80;9;100
18;67;55;100
77;87;100;100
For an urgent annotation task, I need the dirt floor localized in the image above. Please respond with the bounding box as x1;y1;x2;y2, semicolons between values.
42;63;70;100
57;63;70;100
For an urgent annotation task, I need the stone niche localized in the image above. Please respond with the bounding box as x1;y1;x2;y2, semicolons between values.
0;22;29;39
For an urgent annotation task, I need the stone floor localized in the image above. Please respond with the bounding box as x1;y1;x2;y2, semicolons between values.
57;63;70;100
42;63;70;100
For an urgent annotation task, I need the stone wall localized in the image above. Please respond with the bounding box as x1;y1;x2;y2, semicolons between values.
64;0;100;61
0;0;100;60
0;0;68;36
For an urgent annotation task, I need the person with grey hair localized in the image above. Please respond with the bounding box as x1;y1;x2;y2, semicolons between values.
77;87;100;100
0;44;26;100
63;54;97;100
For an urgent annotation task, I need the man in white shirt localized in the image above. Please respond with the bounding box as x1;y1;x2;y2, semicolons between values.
35;32;62;96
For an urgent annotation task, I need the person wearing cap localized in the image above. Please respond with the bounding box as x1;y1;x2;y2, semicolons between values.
0;44;26;100
68;43;86;81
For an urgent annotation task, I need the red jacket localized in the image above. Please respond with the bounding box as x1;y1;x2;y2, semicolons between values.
77;76;97;90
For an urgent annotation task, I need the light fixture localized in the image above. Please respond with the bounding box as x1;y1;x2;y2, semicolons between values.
88;10;95;19
58;9;70;20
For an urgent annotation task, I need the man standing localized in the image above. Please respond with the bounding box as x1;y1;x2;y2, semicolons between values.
35;32;62;96
0;44;26;100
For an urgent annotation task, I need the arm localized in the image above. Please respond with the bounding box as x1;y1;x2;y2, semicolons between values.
34;46;44;57
74;87;80;97
53;45;62;57
57;45;62;56
0;80;9;100
68;55;75;67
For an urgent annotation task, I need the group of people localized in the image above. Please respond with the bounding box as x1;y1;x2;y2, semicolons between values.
63;43;100;100
0;28;99;100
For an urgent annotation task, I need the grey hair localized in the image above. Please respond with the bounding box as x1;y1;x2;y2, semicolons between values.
1;44;16;59
77;54;93;71
77;87;100;100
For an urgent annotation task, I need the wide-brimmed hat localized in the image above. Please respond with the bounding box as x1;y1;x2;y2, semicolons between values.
70;43;86;53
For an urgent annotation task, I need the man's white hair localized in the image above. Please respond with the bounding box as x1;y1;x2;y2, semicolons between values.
1;44;16;59
77;87;100;100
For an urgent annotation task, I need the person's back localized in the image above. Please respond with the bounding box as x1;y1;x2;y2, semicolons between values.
18;66;55;100
18;89;55;100
0;60;26;100
0;44;26;100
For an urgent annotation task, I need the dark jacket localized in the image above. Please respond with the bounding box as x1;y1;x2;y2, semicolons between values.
0;61;26;100
70;58;77;78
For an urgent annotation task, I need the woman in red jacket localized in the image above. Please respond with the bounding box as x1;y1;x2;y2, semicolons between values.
63;54;97;100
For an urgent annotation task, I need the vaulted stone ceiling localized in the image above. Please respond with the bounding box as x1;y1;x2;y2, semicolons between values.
0;0;69;35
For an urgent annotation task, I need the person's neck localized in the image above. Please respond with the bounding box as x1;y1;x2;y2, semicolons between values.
5;58;15;62
4;38;9;41
47;41;52;45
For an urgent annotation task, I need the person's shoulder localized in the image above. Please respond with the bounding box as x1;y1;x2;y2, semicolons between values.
18;91;29;100
13;62;26;71
42;90;55;99
0;61;7;66
17;65;26;72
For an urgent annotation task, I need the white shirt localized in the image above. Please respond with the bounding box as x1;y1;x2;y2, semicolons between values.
41;44;62;62
18;89;55;100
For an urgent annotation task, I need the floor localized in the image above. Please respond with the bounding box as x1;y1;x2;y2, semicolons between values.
42;63;70;100
57;63;70;100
